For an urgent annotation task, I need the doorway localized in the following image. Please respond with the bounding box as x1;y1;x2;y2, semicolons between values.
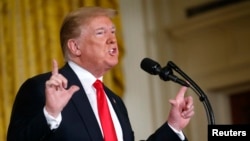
230;91;250;124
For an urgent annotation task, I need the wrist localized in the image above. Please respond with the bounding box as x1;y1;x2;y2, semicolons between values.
167;120;181;131
45;106;60;118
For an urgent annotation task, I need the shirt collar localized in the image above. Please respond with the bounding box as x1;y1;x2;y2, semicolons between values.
68;61;103;90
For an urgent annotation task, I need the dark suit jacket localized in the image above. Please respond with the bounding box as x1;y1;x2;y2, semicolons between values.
7;63;186;141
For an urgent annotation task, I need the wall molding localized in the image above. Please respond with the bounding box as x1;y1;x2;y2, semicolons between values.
167;1;250;37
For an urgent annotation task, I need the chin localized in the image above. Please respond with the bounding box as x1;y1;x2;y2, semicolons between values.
109;60;118;67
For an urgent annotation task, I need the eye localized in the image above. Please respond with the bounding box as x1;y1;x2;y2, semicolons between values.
96;29;105;36
111;27;116;34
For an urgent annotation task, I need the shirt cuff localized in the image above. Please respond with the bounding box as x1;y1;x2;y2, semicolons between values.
43;107;62;130
168;123;185;141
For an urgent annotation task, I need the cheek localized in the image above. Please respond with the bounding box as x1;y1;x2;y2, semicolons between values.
80;37;107;57
80;45;104;60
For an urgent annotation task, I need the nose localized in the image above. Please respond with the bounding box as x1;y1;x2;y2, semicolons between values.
107;33;117;44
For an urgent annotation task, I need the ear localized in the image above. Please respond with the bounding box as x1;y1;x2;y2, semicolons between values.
67;39;81;56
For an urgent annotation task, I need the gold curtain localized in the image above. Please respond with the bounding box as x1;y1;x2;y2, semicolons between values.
0;0;125;140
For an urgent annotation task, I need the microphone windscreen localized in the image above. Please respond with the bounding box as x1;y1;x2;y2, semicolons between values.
140;58;161;75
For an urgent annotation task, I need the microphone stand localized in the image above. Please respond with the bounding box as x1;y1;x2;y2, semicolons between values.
167;61;216;125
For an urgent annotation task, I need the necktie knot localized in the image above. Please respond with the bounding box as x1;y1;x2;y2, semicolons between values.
93;79;103;90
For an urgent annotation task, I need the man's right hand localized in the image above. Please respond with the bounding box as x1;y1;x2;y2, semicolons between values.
45;59;79;118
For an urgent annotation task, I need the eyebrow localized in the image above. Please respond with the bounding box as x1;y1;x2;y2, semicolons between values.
95;25;116;31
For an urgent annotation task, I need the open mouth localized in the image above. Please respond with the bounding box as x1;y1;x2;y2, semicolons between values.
108;48;117;55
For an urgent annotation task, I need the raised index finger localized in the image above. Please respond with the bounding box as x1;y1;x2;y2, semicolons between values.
175;86;188;100
52;59;59;75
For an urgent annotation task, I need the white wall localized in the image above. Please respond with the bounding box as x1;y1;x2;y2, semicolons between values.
119;0;155;140
119;0;185;140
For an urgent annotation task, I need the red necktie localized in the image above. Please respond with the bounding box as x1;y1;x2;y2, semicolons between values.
93;80;118;141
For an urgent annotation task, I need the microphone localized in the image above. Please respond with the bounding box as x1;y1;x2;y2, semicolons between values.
140;58;190;87
140;58;161;75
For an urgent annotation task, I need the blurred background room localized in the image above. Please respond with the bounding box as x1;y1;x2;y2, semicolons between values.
1;0;250;141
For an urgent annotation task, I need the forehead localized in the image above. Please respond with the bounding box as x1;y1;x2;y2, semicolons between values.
84;16;115;28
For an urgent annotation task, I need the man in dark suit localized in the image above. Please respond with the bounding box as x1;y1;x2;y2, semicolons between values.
7;6;194;141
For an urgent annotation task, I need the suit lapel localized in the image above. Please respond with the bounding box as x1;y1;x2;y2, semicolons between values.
60;64;103;140
104;87;133;141
71;90;103;140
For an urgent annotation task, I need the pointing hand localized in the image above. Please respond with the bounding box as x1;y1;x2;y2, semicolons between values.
45;59;79;118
